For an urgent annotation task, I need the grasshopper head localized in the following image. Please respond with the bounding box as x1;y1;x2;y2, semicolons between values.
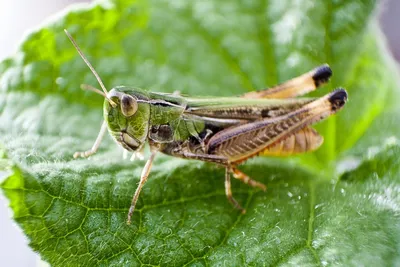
63;31;151;153
104;87;151;152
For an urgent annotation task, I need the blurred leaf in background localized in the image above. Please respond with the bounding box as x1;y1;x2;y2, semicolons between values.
1;0;400;266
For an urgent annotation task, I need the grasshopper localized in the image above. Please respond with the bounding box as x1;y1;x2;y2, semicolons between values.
65;30;347;224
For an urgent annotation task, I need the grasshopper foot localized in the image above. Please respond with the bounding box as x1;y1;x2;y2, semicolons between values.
73;150;95;158
172;90;181;96
130;148;145;161
229;197;246;214
127;205;136;225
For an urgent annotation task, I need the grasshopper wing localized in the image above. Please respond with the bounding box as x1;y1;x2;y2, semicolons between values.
206;89;347;163
258;126;323;157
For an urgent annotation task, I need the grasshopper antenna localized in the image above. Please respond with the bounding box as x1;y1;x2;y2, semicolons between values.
81;84;107;98
64;29;117;107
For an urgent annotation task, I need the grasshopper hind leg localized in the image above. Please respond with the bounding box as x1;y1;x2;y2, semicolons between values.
224;166;267;214
225;167;246;213
164;144;267;213
242;64;332;99
231;167;267;191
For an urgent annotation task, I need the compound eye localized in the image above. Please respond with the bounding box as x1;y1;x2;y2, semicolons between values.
121;94;138;117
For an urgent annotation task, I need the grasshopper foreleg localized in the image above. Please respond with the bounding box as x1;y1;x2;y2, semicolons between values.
127;148;158;225
73;121;107;158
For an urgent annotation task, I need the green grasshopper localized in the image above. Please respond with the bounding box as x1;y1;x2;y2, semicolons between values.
65;30;348;224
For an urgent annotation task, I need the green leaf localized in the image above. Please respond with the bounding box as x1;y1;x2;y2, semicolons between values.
2;0;400;266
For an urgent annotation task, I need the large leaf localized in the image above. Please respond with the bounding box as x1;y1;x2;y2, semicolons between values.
1;0;400;265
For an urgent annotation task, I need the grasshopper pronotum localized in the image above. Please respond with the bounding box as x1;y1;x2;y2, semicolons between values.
65;30;347;224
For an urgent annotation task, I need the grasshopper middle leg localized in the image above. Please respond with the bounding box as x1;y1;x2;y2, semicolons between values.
127;148;158;225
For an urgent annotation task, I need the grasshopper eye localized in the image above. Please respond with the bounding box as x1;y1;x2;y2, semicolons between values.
121;94;138;117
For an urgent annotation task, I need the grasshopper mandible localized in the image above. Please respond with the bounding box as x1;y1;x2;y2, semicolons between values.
65;30;347;224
